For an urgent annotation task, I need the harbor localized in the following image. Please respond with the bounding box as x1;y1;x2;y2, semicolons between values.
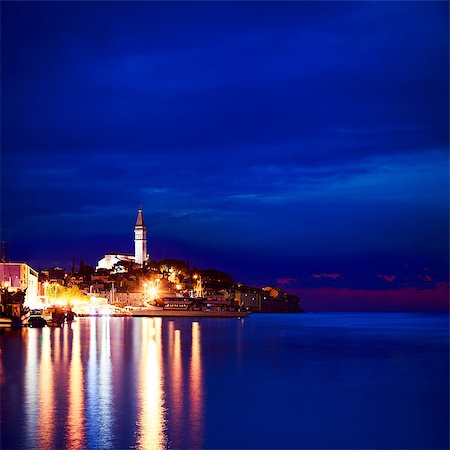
2;2;447;448
0;209;300;329
1;294;248;329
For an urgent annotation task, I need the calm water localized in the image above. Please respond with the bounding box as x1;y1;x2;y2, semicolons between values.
1;313;448;449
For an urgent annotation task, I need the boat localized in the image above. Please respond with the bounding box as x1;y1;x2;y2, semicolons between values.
127;297;248;318
0;316;13;328
42;306;65;327
126;308;248;318
28;313;47;328
65;310;76;322
0;288;30;327
46;318;64;327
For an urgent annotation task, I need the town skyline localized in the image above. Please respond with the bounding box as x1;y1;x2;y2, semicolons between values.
2;2;448;311
2;205;447;312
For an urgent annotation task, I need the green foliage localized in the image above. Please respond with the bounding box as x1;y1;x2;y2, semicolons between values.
158;259;190;272
199;269;234;290
45;284;88;302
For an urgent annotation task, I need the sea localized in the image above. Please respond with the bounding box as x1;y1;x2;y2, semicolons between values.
1;313;448;449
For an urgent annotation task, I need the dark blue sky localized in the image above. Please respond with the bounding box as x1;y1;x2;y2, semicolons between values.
2;2;448;307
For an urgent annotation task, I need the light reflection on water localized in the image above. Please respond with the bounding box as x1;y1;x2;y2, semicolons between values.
5;317;205;449
1;313;448;449
38;328;54;448
170;327;183;449
24;328;38;449
136;317;166;449
98;317;113;448
86;317;98;446
67;322;84;448
189;321;203;448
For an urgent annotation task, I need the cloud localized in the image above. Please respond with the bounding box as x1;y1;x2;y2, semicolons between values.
276;278;298;285
311;273;342;280
1;1;448;297
290;282;449;312
378;274;396;283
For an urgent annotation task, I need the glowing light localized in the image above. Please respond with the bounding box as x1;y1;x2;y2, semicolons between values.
24;329;39;449
189;321;203;447
193;275;203;298
71;295;117;316
24;298;47;310
67;322;85;447
171;328;184;448
98;317;113;447
38;328;55;448
143;280;160;307
137;318;167;449
86;317;100;446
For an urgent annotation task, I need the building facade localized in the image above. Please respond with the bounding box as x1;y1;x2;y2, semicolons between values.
97;209;149;270
96;253;135;271
0;262;39;307
134;208;148;266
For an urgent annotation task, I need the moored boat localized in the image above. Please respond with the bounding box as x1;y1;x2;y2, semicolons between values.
128;297;248;318
28;314;47;328
0;316;13;328
42;306;65;327
46;318;64;327
65;310;76;322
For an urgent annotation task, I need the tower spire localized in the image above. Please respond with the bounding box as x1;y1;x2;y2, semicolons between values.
134;209;148;266
136;208;145;227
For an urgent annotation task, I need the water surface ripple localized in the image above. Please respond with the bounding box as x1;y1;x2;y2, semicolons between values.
1;313;448;449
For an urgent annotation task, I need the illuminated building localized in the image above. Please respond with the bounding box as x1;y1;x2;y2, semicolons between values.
96;253;135;272
235;289;265;311
97;209;149;270
0;262;38;306
134;208;148;266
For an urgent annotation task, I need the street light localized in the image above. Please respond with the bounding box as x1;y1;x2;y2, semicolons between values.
148;285;157;300
143;280;159;306
193;274;202;298
42;281;50;306
143;282;148;305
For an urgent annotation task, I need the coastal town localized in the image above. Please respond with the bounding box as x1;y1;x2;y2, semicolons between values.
0;209;302;326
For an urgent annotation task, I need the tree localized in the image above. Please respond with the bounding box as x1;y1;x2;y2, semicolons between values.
45;283;89;304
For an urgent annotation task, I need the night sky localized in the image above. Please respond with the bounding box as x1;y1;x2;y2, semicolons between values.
2;1;448;311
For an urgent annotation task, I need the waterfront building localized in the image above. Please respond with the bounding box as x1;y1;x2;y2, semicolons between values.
0;262;38;307
113;291;143;307
97;209;149;270
234;286;302;312
235;288;266;311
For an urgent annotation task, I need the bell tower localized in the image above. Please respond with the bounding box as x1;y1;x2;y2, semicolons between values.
134;209;148;266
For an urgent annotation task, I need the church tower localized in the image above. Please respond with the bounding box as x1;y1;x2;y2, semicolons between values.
134;209;148;266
